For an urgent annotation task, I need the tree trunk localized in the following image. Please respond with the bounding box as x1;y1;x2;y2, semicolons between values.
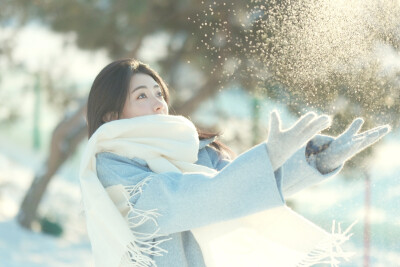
17;102;87;229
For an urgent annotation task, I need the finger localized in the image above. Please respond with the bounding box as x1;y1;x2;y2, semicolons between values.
378;125;391;136
303;115;331;135
374;125;390;137
349;136;365;152
298;115;331;144
352;135;367;143
333;136;364;151
290;112;318;132
269;110;281;135
353;137;365;147
355;125;390;138
356;128;387;151
292;112;320;133
341;118;364;138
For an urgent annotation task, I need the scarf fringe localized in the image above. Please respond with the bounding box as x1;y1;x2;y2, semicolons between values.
296;220;357;267
118;177;172;267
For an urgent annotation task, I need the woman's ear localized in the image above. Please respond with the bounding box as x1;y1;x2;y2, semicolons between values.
102;112;118;122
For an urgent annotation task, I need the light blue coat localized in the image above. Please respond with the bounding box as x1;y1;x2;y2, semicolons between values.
96;138;340;267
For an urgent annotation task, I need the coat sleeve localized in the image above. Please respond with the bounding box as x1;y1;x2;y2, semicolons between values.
96;142;284;236
205;139;342;200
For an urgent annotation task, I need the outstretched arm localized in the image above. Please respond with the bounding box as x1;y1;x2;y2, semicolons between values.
96;143;285;236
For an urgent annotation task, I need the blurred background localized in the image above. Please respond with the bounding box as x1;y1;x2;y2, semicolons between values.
0;0;399;266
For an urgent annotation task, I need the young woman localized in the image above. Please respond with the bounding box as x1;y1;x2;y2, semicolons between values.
80;58;390;267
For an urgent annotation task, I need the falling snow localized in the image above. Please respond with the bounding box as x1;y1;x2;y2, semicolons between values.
189;0;400;126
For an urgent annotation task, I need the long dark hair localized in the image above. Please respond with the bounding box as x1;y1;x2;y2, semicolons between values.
86;58;234;158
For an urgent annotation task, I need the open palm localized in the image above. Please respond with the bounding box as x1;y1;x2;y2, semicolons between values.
266;111;331;171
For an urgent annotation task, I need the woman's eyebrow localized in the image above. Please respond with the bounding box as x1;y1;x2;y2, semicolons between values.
131;84;159;92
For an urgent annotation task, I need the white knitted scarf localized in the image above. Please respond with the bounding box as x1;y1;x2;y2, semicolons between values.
79;114;354;267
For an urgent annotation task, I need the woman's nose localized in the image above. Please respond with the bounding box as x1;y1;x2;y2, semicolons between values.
153;99;164;112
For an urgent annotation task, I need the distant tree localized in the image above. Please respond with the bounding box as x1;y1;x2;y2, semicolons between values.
3;0;399;122
18;103;87;229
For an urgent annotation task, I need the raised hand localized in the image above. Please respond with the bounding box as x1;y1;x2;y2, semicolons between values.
316;118;391;174
266;110;331;171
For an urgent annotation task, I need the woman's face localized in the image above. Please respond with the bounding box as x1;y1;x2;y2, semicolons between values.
121;73;169;119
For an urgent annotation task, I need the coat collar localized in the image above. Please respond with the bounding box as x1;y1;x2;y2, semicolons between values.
199;137;216;149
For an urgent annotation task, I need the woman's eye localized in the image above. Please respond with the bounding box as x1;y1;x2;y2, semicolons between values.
157;91;164;98
137;93;147;99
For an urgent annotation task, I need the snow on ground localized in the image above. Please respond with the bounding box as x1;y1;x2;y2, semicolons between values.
0;153;94;267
